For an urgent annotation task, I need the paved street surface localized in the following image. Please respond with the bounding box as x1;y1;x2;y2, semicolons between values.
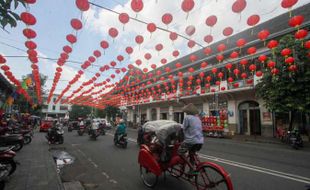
57;128;310;190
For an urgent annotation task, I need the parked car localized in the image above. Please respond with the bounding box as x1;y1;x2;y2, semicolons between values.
39;120;53;132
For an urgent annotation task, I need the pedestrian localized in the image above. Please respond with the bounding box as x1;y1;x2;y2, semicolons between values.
178;103;204;175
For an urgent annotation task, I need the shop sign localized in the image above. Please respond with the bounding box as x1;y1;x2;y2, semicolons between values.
263;112;271;121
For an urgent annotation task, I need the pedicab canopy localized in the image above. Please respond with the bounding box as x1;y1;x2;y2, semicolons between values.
142;120;182;146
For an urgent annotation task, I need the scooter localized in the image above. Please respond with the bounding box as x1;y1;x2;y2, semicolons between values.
114;133;128;148
0;146;17;176
8;128;32;145
46;126;64;144
0;134;24;152
77;125;85;136
89;128;100;140
287;129;303;149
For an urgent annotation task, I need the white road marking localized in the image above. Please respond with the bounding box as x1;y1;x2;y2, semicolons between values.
109;179;118;184
102;172;110;179
107;132;310;184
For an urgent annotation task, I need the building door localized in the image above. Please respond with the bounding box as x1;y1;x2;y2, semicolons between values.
173;112;184;124
239;101;261;135
161;113;167;120
151;108;157;121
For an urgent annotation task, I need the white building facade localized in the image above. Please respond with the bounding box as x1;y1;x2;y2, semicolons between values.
42;94;71;118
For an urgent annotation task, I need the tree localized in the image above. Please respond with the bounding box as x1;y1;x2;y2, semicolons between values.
0;0;25;31
69;105;92;120
104;105;120;123
255;34;310;130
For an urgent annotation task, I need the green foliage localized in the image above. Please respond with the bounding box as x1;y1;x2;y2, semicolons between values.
255;34;310;113
0;0;25;31
69;105;92;120
104;105;120;122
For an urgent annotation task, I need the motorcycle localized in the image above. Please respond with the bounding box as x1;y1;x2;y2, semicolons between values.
8;128;33;145
77;125;85;136
0;146;17;176
287;129;303;149
0;134;24;152
46;126;64;144
89;122;100;140
99;123;106;136
114;132;128;148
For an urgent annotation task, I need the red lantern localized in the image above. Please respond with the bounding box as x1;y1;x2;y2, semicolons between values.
204;47;212;55
25;40;37;49
161;58;167;65
232;0;247;14
285;57;294;65
108;27;118;39
211;67;217;74
267;61;276;68
305;40;310;49
281;48;291;57
0;55;6;64
236;38;246;48
288;64;298;72
143;68;148;73
267;40;278;49
162;13;173;26
131;0;143;14
240;59;248;69
1;65;9;71
217;43;226;52
135;59;142;66
247;14;260;26
76;0;90;11
204;35;213;44
24;0;36;4
223;27;233;37
63;45;72;54
216;54;224;62
155;44;163;52
228;77;234;83
125;46;133;55
100;40;109;52
172;50;180;57
135;35;144;45
66;34;77;44
188;67;195;73
117;55;124;62
23;28;36;39
88;56;96;63
93;50;101;58
147;23;156;35
247;47;257;55
119;13;129;28
258;29;270;42
249;64;256;72
181;0;195;15
289;15;304;28
201;62;208;69
151;64;157;69
199;72;205;78
295;29;308;40
110;61;117;67
187;40;196;48
189;55;197;62
206;76;212;83
256;71;263;77
169;32;178;42
20;12;36;25
233;69;240;77
185;25;195;36
241;72;247;79
225;63;233;71
258;55;267;63
230;51;239;59
271;68;279;75
205;15;217;33
71;18;82;30
218;72;224;79
175;62;182;68
144;53;151;60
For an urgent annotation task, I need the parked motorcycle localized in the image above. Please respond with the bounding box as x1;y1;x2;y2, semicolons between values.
8;128;32;145
46;126;64;144
0;146;17;176
77;125;85;136
114;133;128;148
0;134;24;152
287;129;303;149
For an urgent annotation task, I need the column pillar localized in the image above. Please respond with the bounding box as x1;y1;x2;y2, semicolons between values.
146;107;151;121
156;107;160;120
168;106;174;121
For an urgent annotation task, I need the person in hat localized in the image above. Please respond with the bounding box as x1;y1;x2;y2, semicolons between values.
178;103;204;175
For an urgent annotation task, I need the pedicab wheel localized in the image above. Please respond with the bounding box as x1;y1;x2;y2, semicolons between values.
195;165;231;190
168;163;185;178
140;165;158;188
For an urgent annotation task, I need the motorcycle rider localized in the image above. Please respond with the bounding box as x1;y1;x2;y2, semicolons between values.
115;116;126;142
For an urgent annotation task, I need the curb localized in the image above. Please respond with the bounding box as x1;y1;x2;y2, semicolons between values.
49;151;65;190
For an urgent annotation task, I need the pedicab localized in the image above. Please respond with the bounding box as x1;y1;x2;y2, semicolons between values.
138;120;233;190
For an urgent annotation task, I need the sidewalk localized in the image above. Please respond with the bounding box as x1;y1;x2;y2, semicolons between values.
5;131;64;190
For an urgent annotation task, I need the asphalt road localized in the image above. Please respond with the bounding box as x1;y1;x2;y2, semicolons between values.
58;128;310;190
